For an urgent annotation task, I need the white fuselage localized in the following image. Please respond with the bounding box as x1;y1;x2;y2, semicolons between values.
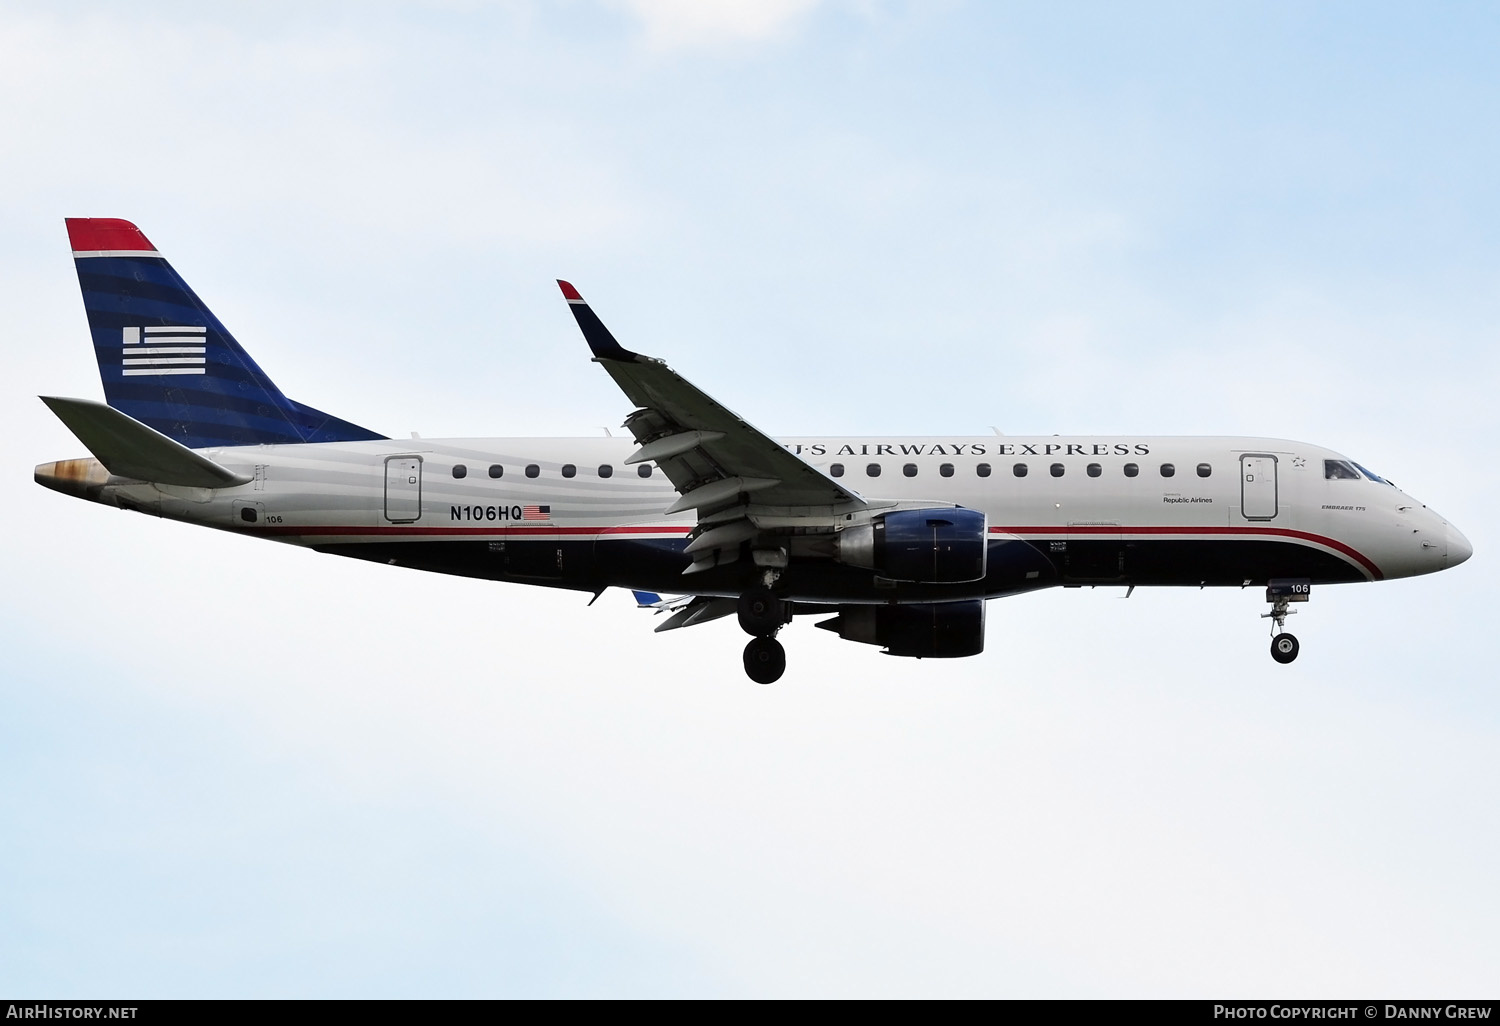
44;433;1468;596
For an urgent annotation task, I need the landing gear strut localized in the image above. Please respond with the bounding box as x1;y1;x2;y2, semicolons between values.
1262;578;1310;664
738;575;792;684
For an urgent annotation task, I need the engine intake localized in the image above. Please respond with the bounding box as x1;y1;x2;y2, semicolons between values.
817;600;986;658
837;507;987;583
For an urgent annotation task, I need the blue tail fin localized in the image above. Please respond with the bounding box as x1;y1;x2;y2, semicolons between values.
66;218;385;449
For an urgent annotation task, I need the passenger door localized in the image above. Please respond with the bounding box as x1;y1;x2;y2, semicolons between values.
1240;454;1278;520
384;456;422;523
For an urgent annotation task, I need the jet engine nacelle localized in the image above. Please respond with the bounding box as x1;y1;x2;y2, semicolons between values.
817;600;986;658
836;507;988;583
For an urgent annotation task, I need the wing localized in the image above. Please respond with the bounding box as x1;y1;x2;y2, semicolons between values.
558;281;868;573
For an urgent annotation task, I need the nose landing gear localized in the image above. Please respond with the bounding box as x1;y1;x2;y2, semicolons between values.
1262;579;1310;664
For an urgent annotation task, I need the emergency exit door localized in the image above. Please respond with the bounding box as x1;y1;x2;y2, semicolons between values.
384;456;423;522
1240;454;1278;520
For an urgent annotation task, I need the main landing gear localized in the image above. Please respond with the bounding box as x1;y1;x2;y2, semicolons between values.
743;636;786;684
738;578;792;685
1262;578;1311;664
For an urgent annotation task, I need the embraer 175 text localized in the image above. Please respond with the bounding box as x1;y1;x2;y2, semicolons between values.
37;219;1472;683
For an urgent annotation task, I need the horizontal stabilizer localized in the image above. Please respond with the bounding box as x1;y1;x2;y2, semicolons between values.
40;396;252;488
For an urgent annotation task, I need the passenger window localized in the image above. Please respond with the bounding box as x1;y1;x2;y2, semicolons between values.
598;464;613;478
939;463;954;477
452;464;467;479
1196;463;1211;478
1013;463;1027;478
637;464;653;478
240;507;258;523
1050;463;1065;478
976;463;992;478
561;464;576;478
1087;463;1101;478
830;463;844;478
488;464;503;479
903;463;918;478
1124;463;1139;477
525;464;540;478
866;463;882;477
1325;460;1361;480
1160;463;1176;478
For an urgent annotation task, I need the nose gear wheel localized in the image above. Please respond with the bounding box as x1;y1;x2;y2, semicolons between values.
1270;633;1300;664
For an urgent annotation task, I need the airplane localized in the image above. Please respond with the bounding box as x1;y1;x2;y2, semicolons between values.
36;218;1472;683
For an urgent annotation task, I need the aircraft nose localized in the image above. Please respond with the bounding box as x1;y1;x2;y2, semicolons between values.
1447;523;1473;567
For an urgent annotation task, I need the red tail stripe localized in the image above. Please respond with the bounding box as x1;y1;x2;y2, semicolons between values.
66;217;157;254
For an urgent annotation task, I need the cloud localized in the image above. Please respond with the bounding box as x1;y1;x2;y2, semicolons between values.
609;0;823;51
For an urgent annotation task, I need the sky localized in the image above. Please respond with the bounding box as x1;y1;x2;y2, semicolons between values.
1;0;1496;998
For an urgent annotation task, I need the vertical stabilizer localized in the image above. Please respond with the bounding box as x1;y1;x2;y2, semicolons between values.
66;218;384;448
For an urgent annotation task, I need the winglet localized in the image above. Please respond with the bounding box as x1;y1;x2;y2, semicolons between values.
557;280;641;362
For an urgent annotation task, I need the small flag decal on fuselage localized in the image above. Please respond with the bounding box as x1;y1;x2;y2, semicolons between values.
522;505;551;521
121;325;207;376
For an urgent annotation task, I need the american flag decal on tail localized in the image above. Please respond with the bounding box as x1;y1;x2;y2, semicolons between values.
121;325;207;376
522;505;551;521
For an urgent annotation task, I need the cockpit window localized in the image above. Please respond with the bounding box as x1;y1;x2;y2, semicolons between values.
1324;460;1362;480
1353;462;1389;485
